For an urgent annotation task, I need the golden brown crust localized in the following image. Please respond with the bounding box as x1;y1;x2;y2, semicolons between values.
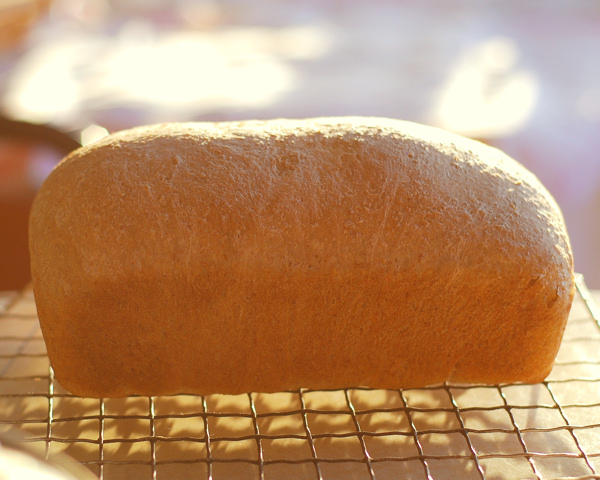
29;117;575;397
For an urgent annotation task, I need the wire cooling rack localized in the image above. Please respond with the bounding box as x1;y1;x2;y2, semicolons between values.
0;275;599;480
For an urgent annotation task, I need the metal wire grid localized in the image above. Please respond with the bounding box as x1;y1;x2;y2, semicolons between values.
0;276;599;480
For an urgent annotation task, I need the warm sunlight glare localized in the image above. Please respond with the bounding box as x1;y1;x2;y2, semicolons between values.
432;36;539;138
2;21;332;124
80;124;109;146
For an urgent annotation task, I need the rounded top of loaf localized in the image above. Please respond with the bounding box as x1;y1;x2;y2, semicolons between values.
34;117;574;293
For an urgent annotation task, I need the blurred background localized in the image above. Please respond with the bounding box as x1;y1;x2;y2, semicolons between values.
1;0;599;289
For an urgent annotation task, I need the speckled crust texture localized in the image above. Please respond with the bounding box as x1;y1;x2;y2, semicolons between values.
29;117;575;398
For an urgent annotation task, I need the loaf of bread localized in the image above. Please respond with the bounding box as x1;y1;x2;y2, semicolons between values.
29;117;574;398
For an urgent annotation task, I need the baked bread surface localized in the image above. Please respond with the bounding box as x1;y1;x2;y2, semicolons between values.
29;117;574;397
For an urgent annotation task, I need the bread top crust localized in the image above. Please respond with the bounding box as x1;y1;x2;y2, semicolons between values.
31;117;573;293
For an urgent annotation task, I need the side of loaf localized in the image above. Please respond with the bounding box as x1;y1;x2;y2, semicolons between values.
29;117;575;398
